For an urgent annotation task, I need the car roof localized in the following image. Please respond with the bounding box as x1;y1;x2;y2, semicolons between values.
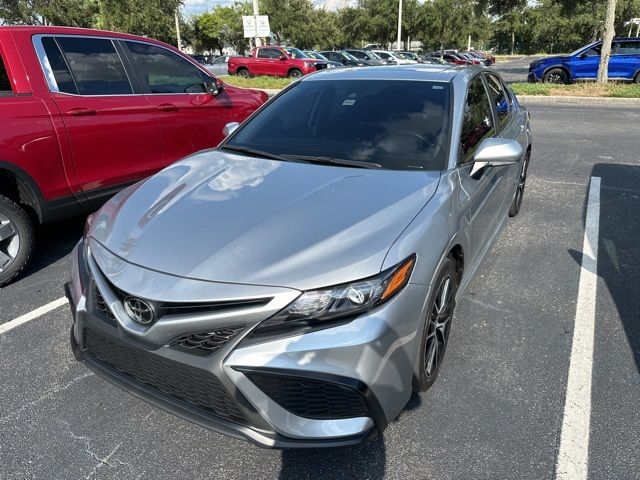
0;25;171;46
301;64;471;83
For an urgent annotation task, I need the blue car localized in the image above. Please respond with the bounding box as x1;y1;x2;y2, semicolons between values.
528;37;640;83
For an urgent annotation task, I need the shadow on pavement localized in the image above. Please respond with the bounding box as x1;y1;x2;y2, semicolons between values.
279;435;386;480
570;163;640;373
19;215;85;279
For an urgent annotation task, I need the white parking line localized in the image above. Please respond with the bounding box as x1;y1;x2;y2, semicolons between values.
0;297;68;335
555;176;600;480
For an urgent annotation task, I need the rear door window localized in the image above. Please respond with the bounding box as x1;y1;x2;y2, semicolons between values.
54;37;132;95
125;41;207;94
615;41;640;55
460;76;495;163
0;54;13;96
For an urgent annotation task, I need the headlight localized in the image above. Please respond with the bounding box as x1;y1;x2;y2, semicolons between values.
304;61;315;68
253;255;415;334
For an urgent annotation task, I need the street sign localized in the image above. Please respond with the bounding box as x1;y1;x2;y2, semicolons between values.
242;15;270;38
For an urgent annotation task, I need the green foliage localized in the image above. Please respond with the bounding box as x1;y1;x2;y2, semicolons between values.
511;81;640;97
0;0;98;26
192;2;251;55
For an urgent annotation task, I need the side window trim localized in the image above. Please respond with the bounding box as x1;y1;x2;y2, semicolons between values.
34;34;135;97
458;74;497;167
483;73;512;132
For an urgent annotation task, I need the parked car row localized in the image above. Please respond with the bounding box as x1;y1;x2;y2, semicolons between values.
528;37;640;83
0;26;268;285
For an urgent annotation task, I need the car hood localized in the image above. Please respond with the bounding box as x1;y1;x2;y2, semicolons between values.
89;150;440;291
533;55;568;66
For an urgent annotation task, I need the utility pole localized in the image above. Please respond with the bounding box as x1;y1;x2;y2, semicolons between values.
174;9;181;50
253;0;262;47
396;0;402;51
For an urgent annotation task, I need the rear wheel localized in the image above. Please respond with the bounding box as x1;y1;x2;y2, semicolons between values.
237;68;251;78
634;72;640;84
413;256;458;392
509;150;530;217
543;68;568;84
0;195;35;287
288;69;303;79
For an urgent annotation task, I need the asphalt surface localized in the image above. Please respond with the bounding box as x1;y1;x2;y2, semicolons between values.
492;56;541;83
1;103;639;480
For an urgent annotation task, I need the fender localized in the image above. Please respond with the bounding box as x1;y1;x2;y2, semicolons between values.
0;160;85;223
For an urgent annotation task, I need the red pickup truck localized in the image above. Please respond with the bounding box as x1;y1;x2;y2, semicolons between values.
0;26;268;286
228;46;328;79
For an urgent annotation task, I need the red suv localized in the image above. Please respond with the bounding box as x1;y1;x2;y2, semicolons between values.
0;26;268;286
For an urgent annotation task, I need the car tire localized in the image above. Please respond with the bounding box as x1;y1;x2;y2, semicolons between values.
237;68;251;78
288;69;303;79
0;195;35;287
509;150;530;217
634;72;640;84
543;68;569;84
413;256;458;392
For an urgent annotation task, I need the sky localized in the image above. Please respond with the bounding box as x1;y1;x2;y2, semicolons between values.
182;0;353;16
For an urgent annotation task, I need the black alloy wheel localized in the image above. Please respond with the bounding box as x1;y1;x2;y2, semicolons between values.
509;150;530;217
414;256;458;392
0;195;35;287
288;69;303;79
543;68;568;84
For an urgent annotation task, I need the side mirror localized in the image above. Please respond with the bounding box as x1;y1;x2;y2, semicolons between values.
279;55;287;61
470;138;524;177
208;77;224;96
579;52;588;59
223;122;240;137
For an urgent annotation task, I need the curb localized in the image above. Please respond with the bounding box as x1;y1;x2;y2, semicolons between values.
517;95;640;106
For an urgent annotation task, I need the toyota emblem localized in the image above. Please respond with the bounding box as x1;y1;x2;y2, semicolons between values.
124;297;155;325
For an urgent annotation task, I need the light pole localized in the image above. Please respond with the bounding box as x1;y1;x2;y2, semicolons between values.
253;0;262;47
174;8;181;50
396;0;402;50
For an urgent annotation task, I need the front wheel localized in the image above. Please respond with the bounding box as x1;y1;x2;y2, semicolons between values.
634;72;640;84
288;69;303;79
509;150;530;217
0;195;35;287
413;256;458;392
543;68;569;84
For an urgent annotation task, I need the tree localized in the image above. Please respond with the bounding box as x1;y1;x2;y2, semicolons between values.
97;0;182;44
417;0;474;54
598;0;617;83
192;2;251;55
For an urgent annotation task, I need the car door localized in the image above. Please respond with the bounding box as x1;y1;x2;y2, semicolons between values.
253;48;273;76
456;75;506;263
568;44;601;80
122;40;230;163
608;40;640;80
38;35;164;199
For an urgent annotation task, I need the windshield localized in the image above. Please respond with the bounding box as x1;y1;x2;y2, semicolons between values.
342;51;359;61
367;51;382;59
285;48;309;59
225;80;451;171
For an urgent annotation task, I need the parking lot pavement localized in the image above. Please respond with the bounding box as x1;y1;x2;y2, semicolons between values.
1;104;639;480
492;56;541;83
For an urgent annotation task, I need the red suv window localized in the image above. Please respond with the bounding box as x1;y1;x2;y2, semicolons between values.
0;54;12;96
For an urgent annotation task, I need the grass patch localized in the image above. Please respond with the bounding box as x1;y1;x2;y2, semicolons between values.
220;75;293;90
511;82;640;98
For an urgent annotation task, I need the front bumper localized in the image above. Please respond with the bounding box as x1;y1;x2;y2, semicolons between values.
66;238;426;448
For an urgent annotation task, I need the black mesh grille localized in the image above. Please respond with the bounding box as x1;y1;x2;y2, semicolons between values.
245;372;368;420
83;328;247;425
170;326;245;354
315;63;328;70
93;287;116;325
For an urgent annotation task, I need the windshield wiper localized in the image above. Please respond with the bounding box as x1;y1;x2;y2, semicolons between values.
220;145;289;162
280;155;382;169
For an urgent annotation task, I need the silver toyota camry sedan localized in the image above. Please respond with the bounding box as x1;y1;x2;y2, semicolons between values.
66;65;531;448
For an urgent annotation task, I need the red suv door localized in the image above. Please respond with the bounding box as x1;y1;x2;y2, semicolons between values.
38;35;164;198
122;41;230;163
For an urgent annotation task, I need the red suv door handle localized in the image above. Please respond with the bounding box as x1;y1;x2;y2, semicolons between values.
66;107;96;116
156;103;178;112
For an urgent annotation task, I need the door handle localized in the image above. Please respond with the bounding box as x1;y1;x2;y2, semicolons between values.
66;107;96;116
156;103;178;112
